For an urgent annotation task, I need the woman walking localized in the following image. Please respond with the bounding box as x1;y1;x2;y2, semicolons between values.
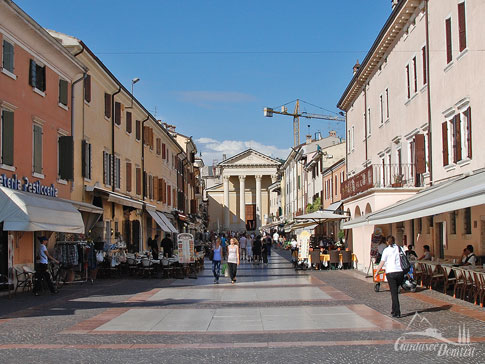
227;238;240;284
375;235;404;318
253;235;262;264
212;238;222;284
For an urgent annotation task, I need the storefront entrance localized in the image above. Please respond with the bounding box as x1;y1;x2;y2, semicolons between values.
0;224;8;276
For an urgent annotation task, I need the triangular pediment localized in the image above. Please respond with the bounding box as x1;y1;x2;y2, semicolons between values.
218;149;281;167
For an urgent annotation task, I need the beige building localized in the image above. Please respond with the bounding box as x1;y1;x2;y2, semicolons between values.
338;0;485;271
206;149;280;232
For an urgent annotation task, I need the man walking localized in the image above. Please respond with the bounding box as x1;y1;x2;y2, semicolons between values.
161;234;173;258
33;237;59;296
239;233;247;261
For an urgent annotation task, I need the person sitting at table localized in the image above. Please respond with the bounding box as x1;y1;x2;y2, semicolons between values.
376;236;387;263
418;245;433;261
405;245;418;260
461;245;477;266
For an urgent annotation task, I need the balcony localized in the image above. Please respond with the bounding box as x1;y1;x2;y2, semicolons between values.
341;164;420;200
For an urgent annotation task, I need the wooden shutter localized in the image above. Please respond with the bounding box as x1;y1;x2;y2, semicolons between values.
114;102;121;125
126;162;132;192
81;141;91;179
33;125;42;173
143;126;147;145
415;134;426;174
454;115;462;163
29;59;36;87
104;93;111;118
126;112;132;133
413;57;417;93
136;120;141;140
103;151;108;184
153;177;158;200
2;41;14;72
143;171;147;197
158;178;163;202
167;185;171;206
59;79;68;106
115;157;121;188
156;138;161;155
422;46;427;85
162;143;166;159
84;74;91;103
406;64;410;99
1;110;14;166
136;167;141;195
466;106;472;158
458;2;466;52
446;18;452;64
442;122;449;166
58;136;73;180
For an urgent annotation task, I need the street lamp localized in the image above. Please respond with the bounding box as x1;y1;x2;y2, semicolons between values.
128;77;140;108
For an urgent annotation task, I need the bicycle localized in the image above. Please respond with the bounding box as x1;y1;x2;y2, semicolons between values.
49;262;68;290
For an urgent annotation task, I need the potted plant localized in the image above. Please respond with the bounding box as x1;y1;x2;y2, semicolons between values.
391;174;403;187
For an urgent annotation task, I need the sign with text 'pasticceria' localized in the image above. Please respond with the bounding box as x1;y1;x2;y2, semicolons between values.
0;174;58;197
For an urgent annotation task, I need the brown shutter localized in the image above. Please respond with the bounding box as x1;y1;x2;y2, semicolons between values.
153;177;158;201
442;122;449;166
126;162;132;192
114;102;121;125
446;18;452;64
168;185;171;206
136;167;141;195
136;120;141;140
415;134;426;174
84;75;91;103
104;93;111;118
162;143;166;159
466;106;472;158
126;112;132;133
454;115;462;163
158;179;163;202
458;2;467;52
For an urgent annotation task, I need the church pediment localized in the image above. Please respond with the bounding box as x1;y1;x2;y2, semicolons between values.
219;149;281;167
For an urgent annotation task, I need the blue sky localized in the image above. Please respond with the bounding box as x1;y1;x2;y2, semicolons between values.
15;0;391;164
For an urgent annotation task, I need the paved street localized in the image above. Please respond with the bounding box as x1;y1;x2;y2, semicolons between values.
1;250;485;363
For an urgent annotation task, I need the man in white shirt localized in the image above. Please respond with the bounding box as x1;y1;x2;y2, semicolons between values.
461;245;477;266
239;234;247;261
273;231;279;246
33;237;59;296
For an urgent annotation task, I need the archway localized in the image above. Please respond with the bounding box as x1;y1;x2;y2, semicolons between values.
354;206;361;218
365;203;372;215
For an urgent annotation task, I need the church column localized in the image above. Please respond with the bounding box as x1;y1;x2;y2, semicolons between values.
223;176;230;230
255;175;262;229
239;175;246;229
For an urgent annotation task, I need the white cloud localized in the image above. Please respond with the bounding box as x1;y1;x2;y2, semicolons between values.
175;90;256;108
196;137;290;165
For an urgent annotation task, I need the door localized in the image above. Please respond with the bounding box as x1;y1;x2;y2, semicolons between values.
0;224;8;276
132;220;140;252
437;222;445;259
245;204;256;231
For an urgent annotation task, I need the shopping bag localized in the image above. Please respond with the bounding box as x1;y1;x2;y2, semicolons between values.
221;263;227;275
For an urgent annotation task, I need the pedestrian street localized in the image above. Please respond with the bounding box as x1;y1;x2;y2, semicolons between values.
1;250;485;363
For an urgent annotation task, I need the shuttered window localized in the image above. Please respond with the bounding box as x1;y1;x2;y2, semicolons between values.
458;2;467;52
104;93;111;118
126;162;132;192
2;40;14;73
81;140;92;179
167;185;171;206
58;136;73;180
59;79;68;106
157;177;163;202
153;177;158;201
156;138;161;155
1;110;14;166
135;167;141;195
442;122;449;166
453;115;462;163
162;143;166;159
33;124;43;174
143;171;147;198
445;18;452;64
29;60;46;92
114;156;121;189
126;112;132;133
148;175;153;200
84;74;91;103
412;56;417;93
415;134;426;174
466;106;472;159
406;64;410;99
422;46;427;85
103;151;112;186
135;120;141;140
114;102;121;125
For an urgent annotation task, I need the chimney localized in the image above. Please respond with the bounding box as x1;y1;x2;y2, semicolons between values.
353;60;360;75
306;135;312;145
329;130;337;137
222;154;227;161
391;0;400;10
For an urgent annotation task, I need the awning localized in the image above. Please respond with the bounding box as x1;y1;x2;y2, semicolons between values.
145;204;178;233
342;171;485;229
148;210;172;233
327;201;343;213
0;187;84;233
159;212;178;233
63;199;104;214
294;210;347;222
86;186;143;209
292;222;318;233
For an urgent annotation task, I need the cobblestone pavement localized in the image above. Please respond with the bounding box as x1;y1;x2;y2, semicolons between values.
1;248;484;363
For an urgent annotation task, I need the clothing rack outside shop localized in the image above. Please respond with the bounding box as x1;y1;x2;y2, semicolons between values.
54;241;97;285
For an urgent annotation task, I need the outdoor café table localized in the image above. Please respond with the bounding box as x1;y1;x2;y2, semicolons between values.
320;253;358;269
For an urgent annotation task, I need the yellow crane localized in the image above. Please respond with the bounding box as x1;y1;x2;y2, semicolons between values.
264;99;345;147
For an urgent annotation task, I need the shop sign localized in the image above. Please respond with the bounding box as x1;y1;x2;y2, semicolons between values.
177;233;195;264
0;174;58;197
341;166;373;199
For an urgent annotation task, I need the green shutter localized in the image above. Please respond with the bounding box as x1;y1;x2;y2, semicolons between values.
33;125;42;173
1;110;14;166
58;136;73;180
29;59;36;87
59;79;68;106
2;40;14;73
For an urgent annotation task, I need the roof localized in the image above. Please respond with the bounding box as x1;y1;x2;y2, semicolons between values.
218;148;281;167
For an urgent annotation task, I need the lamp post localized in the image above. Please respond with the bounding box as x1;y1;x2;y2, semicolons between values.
129;77;140;108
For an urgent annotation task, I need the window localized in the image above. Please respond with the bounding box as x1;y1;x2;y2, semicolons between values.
413;56;417;93
126;162;132;192
445;18;452;64
33;124;43;174
452;114;462;163
334;176;338;196
379;94;384;124
103;151;112;186
84;74;91;103
441;121;449;166
422;46;427;85
162;143;166;159
58;135;73;180
29;60;45;92
126;111;132;133
2;39;14;74
450;211;457;234
104;93;111;118
58;79;68;107
135;120;141;140
82;140;92;179
385;88;389;119
351;126;354;150
167;185;172;206
1;109;14;166
458;2;467;52
114;156;120;189
464;207;471;234
406;64;411;99
114;102;121;125
135;167;141;195
156;138;161;155
464;106;472;159
149;175;153;200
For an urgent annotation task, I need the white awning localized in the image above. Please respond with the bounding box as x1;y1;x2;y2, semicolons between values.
292;222;318;233
342;171;485;229
148;210;172;233
327;201;343;213
158;212;178;233
0;187;84;233
86;185;143;209
294;210;347;222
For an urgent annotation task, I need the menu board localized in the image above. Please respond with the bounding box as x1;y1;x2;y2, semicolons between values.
177;233;195;264
297;230;311;260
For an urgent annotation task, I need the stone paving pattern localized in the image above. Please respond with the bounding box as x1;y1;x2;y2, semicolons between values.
0;248;484;363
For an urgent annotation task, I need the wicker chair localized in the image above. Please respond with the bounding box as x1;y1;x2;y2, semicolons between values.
341;251;352;269
329;250;340;270
310;251;321;270
442;265;457;294
14;266;33;294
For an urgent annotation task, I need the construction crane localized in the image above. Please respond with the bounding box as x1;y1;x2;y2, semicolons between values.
263;99;345;147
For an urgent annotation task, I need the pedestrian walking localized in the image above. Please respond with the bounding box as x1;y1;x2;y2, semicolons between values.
33;237;59;296
253;235;262;264
374;235;404;318
161;234;173;258
212;239;222;284
227;238;240;283
239;233;247;261
262;237;268;264
246;235;253;262
221;234;227;260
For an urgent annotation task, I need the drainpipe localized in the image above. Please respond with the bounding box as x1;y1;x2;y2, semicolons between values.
70;72;87;193
363;86;368;162
425;0;433;186
140;115;149;252
111;87;121;219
